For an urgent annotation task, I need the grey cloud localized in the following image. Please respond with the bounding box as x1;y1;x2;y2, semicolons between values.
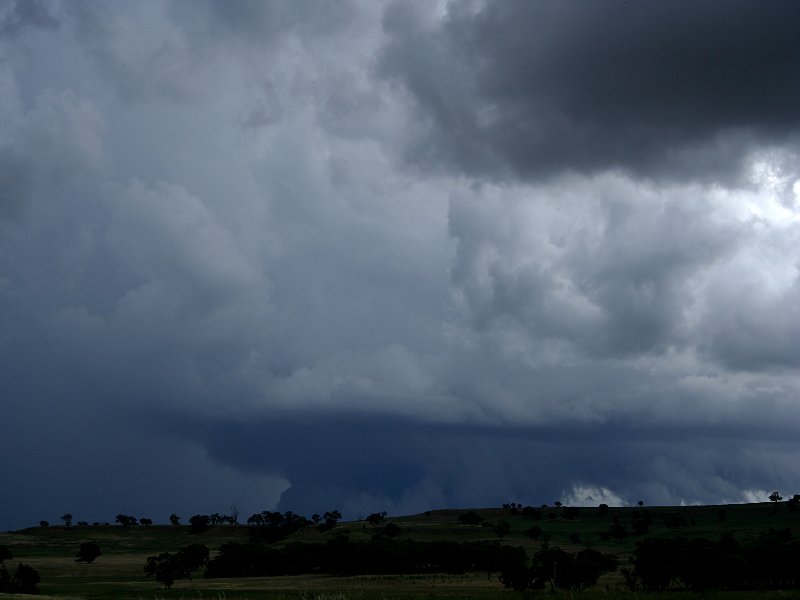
379;0;800;182
0;0;60;36
168;411;800;519
447;177;742;361
2;1;800;530
188;0;359;41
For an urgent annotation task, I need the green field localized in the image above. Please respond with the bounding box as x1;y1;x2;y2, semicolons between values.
1;502;798;599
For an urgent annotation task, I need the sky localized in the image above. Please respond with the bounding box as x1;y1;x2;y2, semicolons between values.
2;0;800;530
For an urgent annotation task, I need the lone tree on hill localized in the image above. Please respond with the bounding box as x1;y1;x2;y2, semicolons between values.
169;513;181;526
769;491;783;502
61;513;73;527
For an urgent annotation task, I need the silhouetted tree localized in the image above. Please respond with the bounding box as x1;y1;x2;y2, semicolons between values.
230;505;240;525
189;514;210;534
503;547;615;592
144;552;189;589
61;513;73;527
319;510;341;531
143;544;209;589
366;511;387;525
76;542;101;563
115;514;137;527
169;513;181;526
140;518;152;526
179;543;210;571
0;563;41;594
39;520;49;527
769;491;783;503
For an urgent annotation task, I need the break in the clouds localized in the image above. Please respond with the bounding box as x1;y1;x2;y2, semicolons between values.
1;0;800;530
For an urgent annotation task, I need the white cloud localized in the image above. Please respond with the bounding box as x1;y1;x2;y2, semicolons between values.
563;485;626;508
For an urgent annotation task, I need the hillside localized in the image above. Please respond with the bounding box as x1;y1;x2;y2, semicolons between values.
1;501;798;599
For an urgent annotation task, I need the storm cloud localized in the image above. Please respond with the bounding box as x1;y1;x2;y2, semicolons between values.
1;0;799;530
379;0;800;183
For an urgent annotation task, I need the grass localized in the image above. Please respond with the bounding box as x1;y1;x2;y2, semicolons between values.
1;502;798;599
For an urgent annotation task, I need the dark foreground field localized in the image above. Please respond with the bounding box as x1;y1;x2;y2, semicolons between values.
1;501;798;599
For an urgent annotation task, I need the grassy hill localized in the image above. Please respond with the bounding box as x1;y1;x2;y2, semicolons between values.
1;501;798;599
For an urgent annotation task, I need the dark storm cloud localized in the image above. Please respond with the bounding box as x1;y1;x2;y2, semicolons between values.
379;0;800;182
1;1;800;530
164;410;800;517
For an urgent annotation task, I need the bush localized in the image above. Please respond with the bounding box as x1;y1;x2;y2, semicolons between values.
143;544;208;588
76;542;102;563
502;547;616;592
0;563;41;594
457;511;484;526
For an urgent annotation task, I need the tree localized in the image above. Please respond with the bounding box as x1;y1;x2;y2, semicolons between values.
144;544;209;589
2;563;41;594
61;513;73;527
39;520;49;527
189;514;210;534
320;510;341;531
144;552;189;589
76;542;102;563
115;514;138;527
179;543;209;571
493;520;511;538
366;511;387;525
769;491;783;503
169;513;181;526
140;517;153;526
230;505;240;525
